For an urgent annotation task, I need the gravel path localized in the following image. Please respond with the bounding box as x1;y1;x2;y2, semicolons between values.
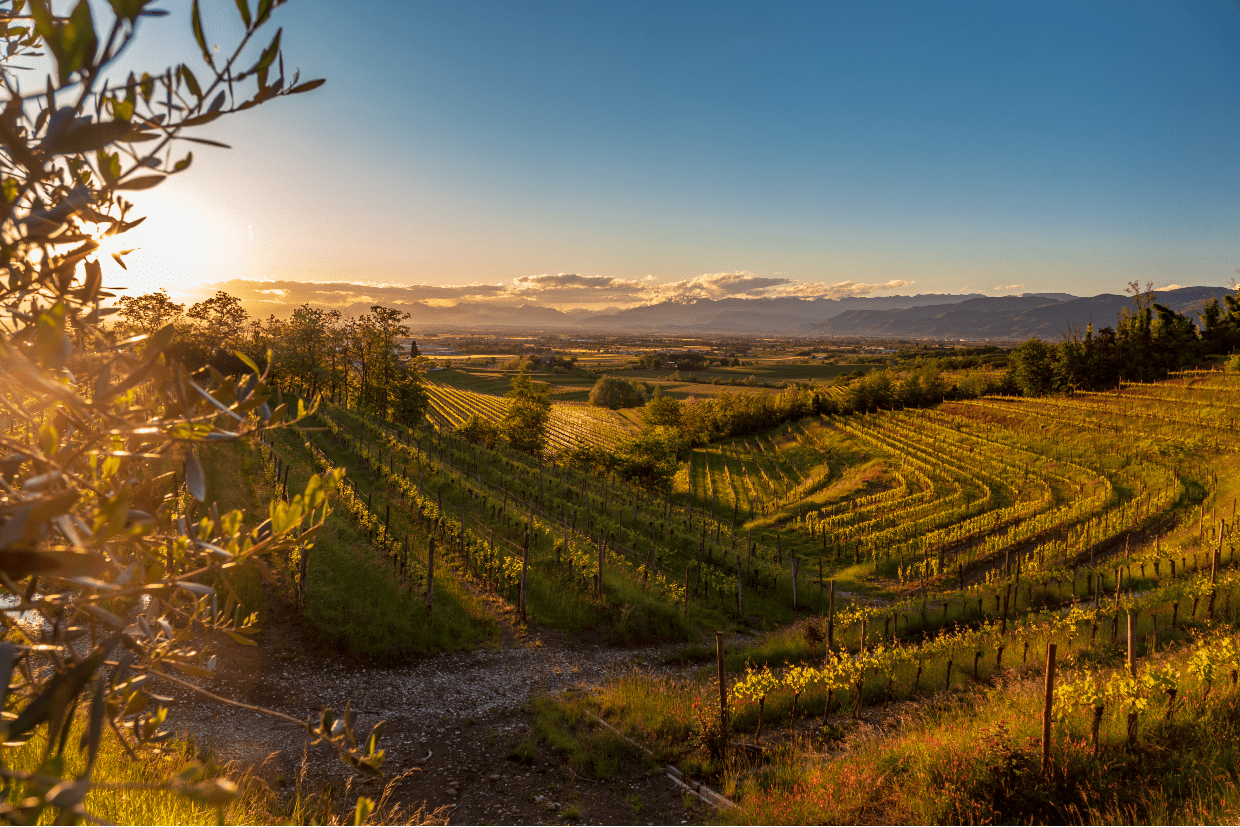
163;626;719;825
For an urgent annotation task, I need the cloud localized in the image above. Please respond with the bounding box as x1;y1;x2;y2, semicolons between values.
198;278;508;308
647;273;913;302
1156;283;1184;291
994;284;1025;292
768;279;914;299
189;271;914;315
510;273;647;298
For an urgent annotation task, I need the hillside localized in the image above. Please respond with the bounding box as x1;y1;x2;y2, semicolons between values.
806;286;1236;341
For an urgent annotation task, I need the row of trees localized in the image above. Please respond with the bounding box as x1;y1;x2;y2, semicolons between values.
1009;284;1240;396
114;293;429;426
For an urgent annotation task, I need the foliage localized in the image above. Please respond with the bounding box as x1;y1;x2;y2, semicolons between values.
588;375;647;409
642;391;683;429
501;373;553;456
0;2;387;822
613;426;685;494
455;412;501;449
1004;286;1234;395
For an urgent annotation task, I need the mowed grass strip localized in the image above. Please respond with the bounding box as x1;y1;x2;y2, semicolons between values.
265;428;498;660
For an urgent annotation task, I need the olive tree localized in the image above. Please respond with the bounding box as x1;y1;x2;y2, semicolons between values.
0;1;384;822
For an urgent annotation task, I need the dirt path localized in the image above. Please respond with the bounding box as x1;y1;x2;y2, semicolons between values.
164;609;725;825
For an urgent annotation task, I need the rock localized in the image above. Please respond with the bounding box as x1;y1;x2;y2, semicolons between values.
488;773;501;781
445;788;458;797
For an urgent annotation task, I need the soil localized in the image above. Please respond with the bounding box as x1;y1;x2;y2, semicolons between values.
164;596;720;826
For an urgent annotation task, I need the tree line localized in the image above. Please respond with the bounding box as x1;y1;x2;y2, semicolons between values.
114;291;429;426
1007;283;1240;396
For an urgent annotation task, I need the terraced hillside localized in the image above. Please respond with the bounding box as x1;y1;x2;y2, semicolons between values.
423;379;636;452
261;368;1239;823
568;369;1240;824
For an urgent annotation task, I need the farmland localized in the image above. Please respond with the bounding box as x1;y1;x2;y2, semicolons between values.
240;349;1240;822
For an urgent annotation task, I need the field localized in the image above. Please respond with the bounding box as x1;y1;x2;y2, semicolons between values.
551;369;1240;824
284;365;1236;822
74;365;1240;823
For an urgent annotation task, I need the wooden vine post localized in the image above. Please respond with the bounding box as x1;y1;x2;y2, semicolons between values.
597;536;604;599
827;580;836;651
426;536;435;613
716;631;728;754
1042;642;1057;774
684;564;691;618
520;530;530;622
736;557;744;618
791;556;799;613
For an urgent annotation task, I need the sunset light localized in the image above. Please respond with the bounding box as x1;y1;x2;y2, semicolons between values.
2;2;1237;825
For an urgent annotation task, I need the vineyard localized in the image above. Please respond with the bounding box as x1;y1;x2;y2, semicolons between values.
258;367;1240;823
422;379;635;452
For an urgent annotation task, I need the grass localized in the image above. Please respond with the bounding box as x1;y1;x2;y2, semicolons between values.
320;404;771;643
543;612;1240;825
528;693;654;780
430;367;593;399
1;713;442;825
719;653;1240;825
198;439;270;622
263;427;498;660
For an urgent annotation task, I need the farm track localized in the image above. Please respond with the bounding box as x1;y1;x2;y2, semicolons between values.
170;600;730;826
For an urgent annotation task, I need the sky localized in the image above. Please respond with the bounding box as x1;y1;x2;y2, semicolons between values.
87;0;1240;313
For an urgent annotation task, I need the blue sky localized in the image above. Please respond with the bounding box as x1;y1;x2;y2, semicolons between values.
103;0;1240;309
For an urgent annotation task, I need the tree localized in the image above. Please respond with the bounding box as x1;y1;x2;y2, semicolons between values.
116;288;184;336
615;427;685;494
1008;339;1055;396
588;375;646;409
0;3;382;822
456;413;501;449
642;390;683;430
388;359;430;428
501;373;553;455
182;289;251;371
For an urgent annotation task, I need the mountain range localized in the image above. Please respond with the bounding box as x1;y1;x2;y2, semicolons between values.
351;286;1235;341
804;286;1234;341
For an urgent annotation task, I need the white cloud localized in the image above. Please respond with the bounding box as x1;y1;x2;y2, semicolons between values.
190;271;915;314
1156;283;1184;291
994;284;1025;292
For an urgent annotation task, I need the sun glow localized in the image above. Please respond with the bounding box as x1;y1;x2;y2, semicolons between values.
93;189;250;300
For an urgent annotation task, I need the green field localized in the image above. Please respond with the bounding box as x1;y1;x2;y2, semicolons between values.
525;369;1240;825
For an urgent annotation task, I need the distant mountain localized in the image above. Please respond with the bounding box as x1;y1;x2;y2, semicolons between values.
805;286;1236;341
351;293;989;334
338;286;1235;339
585;294;988;332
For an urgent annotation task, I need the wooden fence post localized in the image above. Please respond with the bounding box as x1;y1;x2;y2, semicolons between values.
1042;642;1057;774
684;564;691;618
791;556;798;613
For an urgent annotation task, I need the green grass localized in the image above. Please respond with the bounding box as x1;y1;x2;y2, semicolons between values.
530;693;658;780
311;405;730;644
431;367;593;399
720;651;1240;825
198;440;270;621
261;429;498;660
0;712;417;825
